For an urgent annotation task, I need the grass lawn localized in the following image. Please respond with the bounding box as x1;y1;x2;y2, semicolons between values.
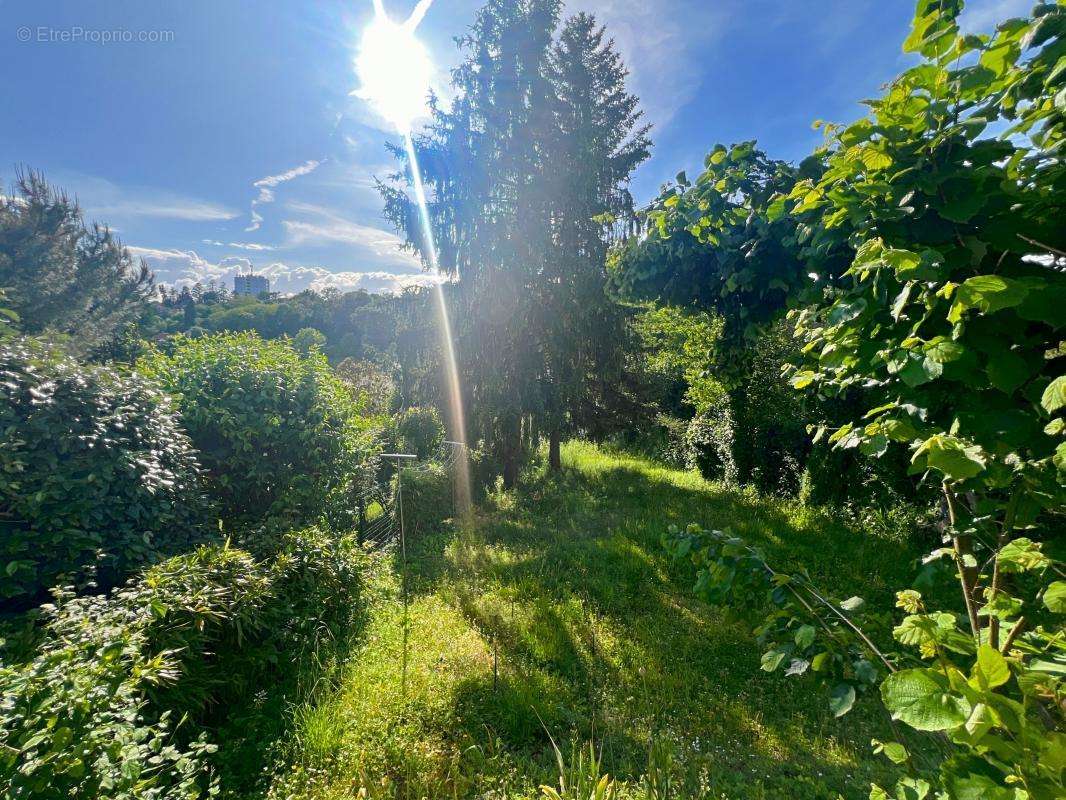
256;441;927;799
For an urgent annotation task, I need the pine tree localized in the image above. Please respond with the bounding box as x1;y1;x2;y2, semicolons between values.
539;12;651;468
0;170;153;352
382;0;652;483
384;0;562;486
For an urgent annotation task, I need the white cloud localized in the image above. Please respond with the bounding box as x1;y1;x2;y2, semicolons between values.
260;263;441;295
281;201;421;269
202;239;276;251
959;0;1032;33
128;245;436;295
55;174;239;223
576;1;725;128
246;159;323;231
253;160;323;200
127;247;221;284
93;198;238;222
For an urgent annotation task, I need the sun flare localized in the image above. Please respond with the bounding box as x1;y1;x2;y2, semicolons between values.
354;1;435;131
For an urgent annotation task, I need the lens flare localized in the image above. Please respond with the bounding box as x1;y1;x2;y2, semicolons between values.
403;134;472;515
354;0;471;515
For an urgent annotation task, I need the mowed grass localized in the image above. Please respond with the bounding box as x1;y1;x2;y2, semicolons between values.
259;442;925;800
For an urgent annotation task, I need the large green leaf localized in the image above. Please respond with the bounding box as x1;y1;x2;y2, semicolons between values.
829;682;856;717
948;275;1029;323
761;648;788;673
970;646;1009;691
893;612;958;648
911;435;986;480
943;769;1016;800
924;338;964;364
881;669;969;731
1042;375;1066;414
794;624;817;649
1044;581;1066;614
986;350;1032;395
939;192;985;223
997;537;1050;573
896;352;943;387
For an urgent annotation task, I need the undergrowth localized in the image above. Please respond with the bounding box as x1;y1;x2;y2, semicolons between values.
259;442;926;799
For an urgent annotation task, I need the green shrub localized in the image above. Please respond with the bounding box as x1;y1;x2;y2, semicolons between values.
137;332;369;524
393;406;444;460
636;308;810;493
291;327;326;356
467;445;500;502
144;527;365;720
610;414;688;470
726;321;809;493
0;338;212;608
663;3;1066;796
684;406;737;482
397;464;454;538
0;527;366;799
335;358;396;416
799;435;936;532
649;415;688;470
0;578;225;799
665;322;807;492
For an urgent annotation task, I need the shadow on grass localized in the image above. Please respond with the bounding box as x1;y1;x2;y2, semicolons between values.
207;596;374;796
391;449;915;796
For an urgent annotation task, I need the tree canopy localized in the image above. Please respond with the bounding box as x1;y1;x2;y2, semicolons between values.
382;0;653;480
0;171;153;352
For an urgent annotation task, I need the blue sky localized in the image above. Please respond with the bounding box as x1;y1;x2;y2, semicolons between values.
0;0;1028;293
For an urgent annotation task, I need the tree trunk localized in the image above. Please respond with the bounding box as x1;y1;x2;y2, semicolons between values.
549;429;562;472
501;415;521;489
503;452;518;489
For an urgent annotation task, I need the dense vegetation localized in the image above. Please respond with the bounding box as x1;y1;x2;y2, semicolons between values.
137;332;378;525
0;339;211;607
611;1;1065;797
1;0;1063;798
0;238;391;795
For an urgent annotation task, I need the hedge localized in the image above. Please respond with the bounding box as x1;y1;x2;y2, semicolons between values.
397;464;455;538
0;338;212;608
137;332;375;525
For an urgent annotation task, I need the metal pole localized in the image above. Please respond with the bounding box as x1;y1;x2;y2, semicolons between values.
357;495;366;546
399;464;407;700
382;453;416;701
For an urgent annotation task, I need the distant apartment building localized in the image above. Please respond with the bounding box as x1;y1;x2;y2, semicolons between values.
233;273;269;297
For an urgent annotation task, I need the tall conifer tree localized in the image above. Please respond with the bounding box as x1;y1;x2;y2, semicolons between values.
539;13;651;468
383;0;650;483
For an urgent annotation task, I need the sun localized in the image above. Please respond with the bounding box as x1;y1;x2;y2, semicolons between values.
354;1;436;132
